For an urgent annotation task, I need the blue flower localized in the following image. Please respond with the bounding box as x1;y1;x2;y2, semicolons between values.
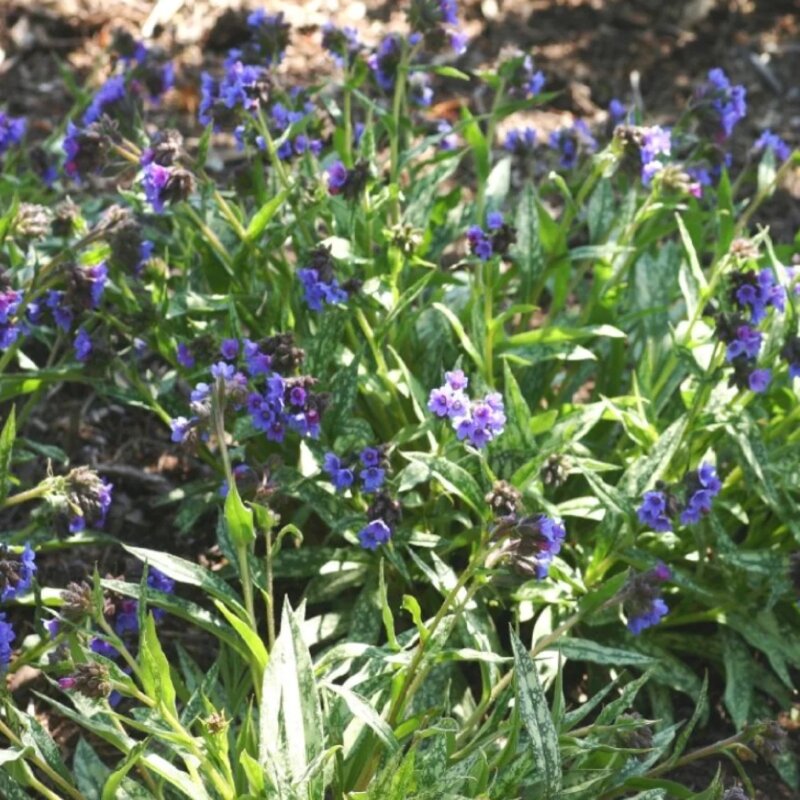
748;368;771;393
640;126;671;184
369;34;403;92
74;328;92;362
0;112;26;157
297;267;348;311
324;453;355;492
142;163;172;213
177;342;195;368
753;130;791;162
0;544;37;601
326;160;348;194
549;120;597;169
357;518;392;550
624;563;671;635
504;126;537;155
360;466;386;493
725;325;762;362
466;225;493;260
220;338;239;360
637;490;672;532
608;98;627;124
170;416;195;443
322;23;360;67
0;289;24;350
83;75;127;125
704;68;747;139
0;613;15;670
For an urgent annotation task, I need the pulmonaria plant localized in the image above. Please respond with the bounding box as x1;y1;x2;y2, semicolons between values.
297;245;349;311
428;370;506;448
491;513;567;579
637;463;721;531
698;67;747;140
324;446;387;494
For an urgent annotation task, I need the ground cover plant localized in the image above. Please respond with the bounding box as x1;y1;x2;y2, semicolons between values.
0;1;799;797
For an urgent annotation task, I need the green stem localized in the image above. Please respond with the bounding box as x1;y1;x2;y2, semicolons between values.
2;484;50;508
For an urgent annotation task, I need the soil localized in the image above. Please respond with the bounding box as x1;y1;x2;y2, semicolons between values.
1;0;798;796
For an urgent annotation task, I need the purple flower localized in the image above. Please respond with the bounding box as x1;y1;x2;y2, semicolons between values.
83;75;127;125
220;338;239;361
640;126;671;184
0;289;24;349
725;325;762;362
326;160;348;195
431;373;505;449
637;490;672;532
753;130;791;162
360;447;382;467
297;268;348;311
357;518;392;550
0;544;37;601
504;127;537;155
702;68;747;139
242;339;272;376
177;343;195;368
445;370;468;390
624;564;671;634
360;466;386;493
608;98;627;124
322;23;360;67
733;269;785;323
369;35;403;92
247;9;290;65
74;328;92;362
90;636;119;659
170;416;195;443
748;368;771;393
409;73;434;108
549;120;597;170
324;453;355;492
147;567;175;595
0;613;15;670
467;225;493;260
142;163;172;213
85;262;108;308
0;112;26;157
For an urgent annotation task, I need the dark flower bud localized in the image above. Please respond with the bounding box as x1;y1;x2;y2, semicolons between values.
61;581;94;620
367;491;402;529
64;122;111;179
752;720;787;762
141;129;184;167
541;454;569;488
616;712;654;751
490;222;517;259
161;168;196;206
52;199;81;239
485;480;522;517
491;514;566;579
261;332;305;374
60;662;111;698
622;563;671;635
64;467;114;532
13;203;53;238
111;28;140;61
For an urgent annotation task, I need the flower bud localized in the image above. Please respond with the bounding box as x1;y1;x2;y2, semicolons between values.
59;662;111;698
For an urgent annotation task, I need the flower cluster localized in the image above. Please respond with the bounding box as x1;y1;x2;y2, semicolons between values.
246;9;291;66
499;52;546;98
64;466;114;533
504;126;537;156
465;211;516;261
637;462;721;531
63;121;111;181
83;75;127;125
640;126;672;184
369;34;404;92
549;120;597;169
357;491;402;551
142;162;195;213
0;544;37;602
622;563;671;635
297;245;349;311
0;287;24;348
428;370;506;448
492;513;567;579
0;112;26;158
199;61;269;130
699;68;747;139
321;23;361;68
326;159;370;199
753;130;791;162
324;446;387;493
406;0;467;55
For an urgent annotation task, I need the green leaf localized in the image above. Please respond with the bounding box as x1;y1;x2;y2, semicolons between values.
510;628;562;798
512;184;545;299
549;638;655;667
214;599;268;677
402;452;485;515
432;302;484;372
460;106;489;184
139;614;177;715
245;189;288;241
668;672;708;764
0;406;16;505
101;741;149;800
721;629;753;730
73;738;110;800
224;482;255;547
123;546;247;619
323;682;399;753
259;600;325;798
